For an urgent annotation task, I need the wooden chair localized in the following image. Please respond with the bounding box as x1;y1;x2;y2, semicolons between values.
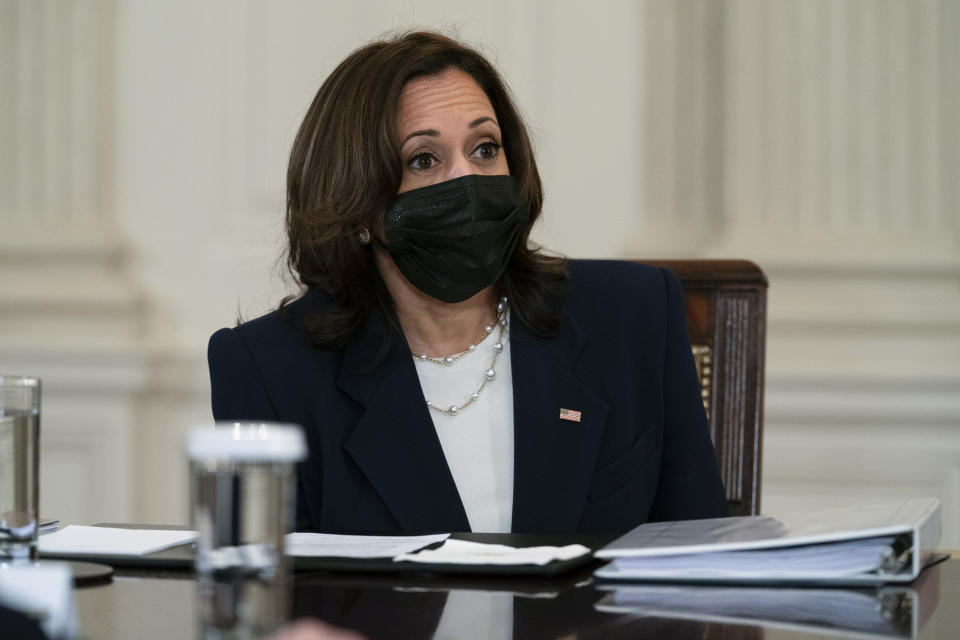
641;260;768;517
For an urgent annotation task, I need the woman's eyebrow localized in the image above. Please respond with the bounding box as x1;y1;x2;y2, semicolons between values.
402;117;499;145
402;129;439;145
469;116;498;128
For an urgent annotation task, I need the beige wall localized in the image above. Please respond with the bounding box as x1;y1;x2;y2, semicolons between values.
640;0;960;547
2;0;958;545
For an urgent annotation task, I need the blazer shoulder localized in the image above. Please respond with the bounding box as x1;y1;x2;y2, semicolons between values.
207;288;336;422
226;288;331;349
566;259;670;308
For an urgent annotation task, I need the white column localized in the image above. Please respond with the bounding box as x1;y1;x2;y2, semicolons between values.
753;0;960;550
636;0;959;258
0;0;147;526
634;0;724;254
630;0;960;547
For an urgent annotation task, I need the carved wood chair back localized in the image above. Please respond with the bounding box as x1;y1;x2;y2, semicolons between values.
640;259;768;516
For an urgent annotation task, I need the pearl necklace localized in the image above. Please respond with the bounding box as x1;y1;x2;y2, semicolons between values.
416;297;508;417
414;297;509;366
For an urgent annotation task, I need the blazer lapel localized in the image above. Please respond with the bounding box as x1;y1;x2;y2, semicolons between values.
337;314;470;534
510;313;610;533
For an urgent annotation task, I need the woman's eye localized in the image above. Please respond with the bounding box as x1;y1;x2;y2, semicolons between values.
474;141;501;160
409;153;437;171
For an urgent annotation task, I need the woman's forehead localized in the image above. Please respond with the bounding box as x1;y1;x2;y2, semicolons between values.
397;69;498;135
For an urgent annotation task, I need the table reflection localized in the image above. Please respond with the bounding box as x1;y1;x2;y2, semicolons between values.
72;559;952;640
289;560;943;640
292;571;706;640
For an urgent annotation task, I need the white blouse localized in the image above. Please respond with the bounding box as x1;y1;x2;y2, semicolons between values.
414;329;514;533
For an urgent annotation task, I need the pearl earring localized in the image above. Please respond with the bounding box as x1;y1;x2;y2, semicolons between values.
358;226;371;246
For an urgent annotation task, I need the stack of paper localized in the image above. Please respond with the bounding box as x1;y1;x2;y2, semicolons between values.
38;518;59;535
38;526;197;557
285;533;589;566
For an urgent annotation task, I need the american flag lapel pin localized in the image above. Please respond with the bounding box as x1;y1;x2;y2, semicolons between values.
559;408;582;423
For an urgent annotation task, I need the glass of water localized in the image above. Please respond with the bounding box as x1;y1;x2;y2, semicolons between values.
0;375;41;564
188;422;306;639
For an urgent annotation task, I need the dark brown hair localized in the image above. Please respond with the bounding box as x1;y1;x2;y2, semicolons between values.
283;30;566;351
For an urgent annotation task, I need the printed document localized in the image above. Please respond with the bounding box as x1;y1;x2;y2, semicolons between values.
285;532;450;558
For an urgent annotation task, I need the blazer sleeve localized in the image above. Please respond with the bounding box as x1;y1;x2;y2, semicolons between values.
648;268;729;521
207;327;278;422
207;327;319;531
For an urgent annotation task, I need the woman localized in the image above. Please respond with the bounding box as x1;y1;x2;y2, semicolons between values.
208;31;727;535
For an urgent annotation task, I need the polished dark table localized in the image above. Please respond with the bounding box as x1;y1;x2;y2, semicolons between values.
71;551;958;639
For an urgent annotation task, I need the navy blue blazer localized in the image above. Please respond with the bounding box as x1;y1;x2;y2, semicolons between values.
207;260;728;534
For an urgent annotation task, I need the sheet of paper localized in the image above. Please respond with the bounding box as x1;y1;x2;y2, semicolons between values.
38;525;197;557
393;539;591;566
284;532;450;558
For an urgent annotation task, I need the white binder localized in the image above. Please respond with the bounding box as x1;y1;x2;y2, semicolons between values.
594;498;941;585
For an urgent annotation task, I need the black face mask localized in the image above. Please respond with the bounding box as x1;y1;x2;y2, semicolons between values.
382;174;529;303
